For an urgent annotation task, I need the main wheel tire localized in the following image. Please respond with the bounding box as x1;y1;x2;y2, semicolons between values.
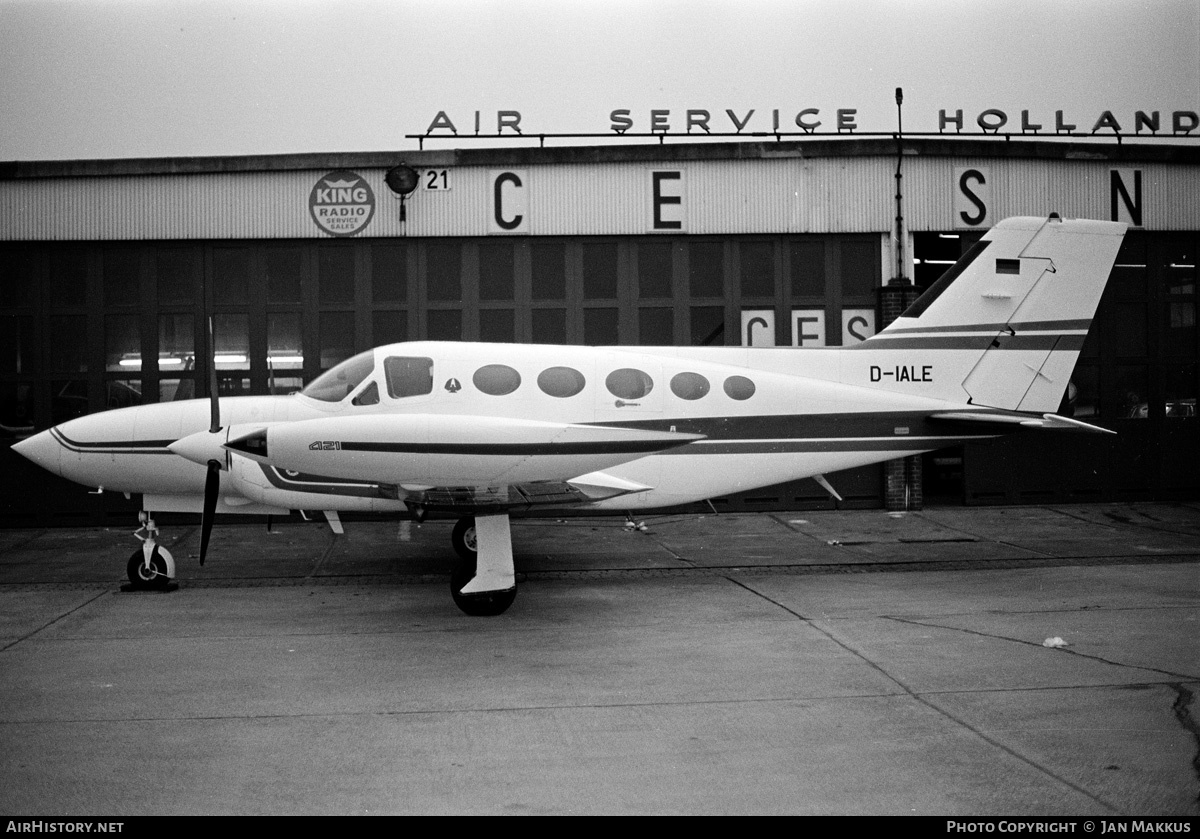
448;515;516;616
126;547;170;590
451;516;478;561
450;572;517;616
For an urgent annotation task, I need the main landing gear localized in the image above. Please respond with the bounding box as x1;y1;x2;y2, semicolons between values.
449;513;517;617
125;511;176;591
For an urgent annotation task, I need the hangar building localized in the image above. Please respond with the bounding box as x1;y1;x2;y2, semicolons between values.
1;137;1197;523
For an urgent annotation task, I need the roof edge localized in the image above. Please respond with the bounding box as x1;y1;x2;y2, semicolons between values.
2;137;1198;179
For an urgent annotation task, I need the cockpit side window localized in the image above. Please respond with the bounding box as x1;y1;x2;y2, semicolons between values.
351;381;380;406
301;349;376;403
385;356;434;399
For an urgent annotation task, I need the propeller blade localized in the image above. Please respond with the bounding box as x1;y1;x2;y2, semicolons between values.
199;459;220;566
207;317;220;434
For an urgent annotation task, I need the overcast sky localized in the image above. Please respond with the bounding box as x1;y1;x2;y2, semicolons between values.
1;0;1197;161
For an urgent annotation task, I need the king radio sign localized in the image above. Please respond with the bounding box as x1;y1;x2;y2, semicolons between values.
309;170;375;236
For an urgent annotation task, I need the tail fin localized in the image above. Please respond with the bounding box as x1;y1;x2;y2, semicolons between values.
866;216;1126;411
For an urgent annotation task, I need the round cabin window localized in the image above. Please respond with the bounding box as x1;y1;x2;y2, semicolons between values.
472;364;522;396
723;375;756;401
670;372;711;400
605;368;654;401
537;366;587;398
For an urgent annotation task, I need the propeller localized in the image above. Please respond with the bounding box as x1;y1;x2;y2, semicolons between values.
199;317;223;566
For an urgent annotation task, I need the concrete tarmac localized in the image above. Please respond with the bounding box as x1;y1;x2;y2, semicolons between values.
1;503;1198;815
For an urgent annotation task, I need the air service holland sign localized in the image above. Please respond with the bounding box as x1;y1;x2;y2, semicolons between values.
310;170;375;236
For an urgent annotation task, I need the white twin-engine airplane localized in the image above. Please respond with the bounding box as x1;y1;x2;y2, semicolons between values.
14;216;1126;615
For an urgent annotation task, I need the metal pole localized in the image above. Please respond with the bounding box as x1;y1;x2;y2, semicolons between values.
894;87;908;283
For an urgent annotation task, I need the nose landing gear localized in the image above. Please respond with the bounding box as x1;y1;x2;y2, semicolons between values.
125;511;176;591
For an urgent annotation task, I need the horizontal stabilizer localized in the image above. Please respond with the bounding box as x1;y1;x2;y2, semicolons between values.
929;411;1115;434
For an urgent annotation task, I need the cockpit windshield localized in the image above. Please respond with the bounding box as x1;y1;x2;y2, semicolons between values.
300;349;376;403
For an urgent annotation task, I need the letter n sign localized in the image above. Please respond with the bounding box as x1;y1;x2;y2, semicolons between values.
1110;169;1143;227
490;170;528;233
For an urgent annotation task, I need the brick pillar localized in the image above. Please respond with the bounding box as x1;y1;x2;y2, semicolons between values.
879;281;924;511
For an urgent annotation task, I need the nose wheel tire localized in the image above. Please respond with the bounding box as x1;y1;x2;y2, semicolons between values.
126;547;171;591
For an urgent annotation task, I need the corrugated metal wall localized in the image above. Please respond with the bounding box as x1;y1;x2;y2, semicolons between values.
2;154;1198;241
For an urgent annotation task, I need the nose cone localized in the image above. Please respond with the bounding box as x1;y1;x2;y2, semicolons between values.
12;429;62;476
168;428;229;467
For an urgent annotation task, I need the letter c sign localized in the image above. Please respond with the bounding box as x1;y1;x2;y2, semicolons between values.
490;170;528;233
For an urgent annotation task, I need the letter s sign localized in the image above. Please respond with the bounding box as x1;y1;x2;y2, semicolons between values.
954;166;990;229
490;170;528;233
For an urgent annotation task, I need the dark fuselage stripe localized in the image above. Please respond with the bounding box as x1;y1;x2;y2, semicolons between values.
849;334;1085;351
258;465;391;498
878;318;1092;336
338;439;690;456
50;428;175;455
665;437;990;455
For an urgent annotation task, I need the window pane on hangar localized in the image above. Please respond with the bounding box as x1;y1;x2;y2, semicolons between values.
318;244;355;303
841;237;880;298
584;242;618;299
158;314;194;372
691;306;725;346
1164;300;1196;356
639;307;673;345
531;243;566;300
1164;362;1198;417
426;242;462;302
372;310;406;346
0;246;37;308
789;240;824;298
51;379;88;424
49;249;87;308
1110;233;1148;298
739;241;774;299
212;247;250;304
266;247;302;303
479;242;515;301
156;248;195;304
0;315;37;374
480;309;514;342
584;308;618;345
104;314;140;372
48;315;87;372
637;241;672;299
1114;303;1148;357
102;249;140;306
532;309;566;344
1113;365;1148;419
1162;238;1195;297
267;313;302;367
427;309;462;341
372;244;407;303
0;382;35;433
319;311;355;370
214;313;249;395
689;241;724;298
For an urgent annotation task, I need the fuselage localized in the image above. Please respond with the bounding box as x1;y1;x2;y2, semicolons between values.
14;341;995;516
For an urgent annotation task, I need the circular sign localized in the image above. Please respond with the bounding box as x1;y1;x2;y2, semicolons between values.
309;170;375;237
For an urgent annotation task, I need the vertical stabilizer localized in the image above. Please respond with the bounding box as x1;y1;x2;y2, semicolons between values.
859;216;1126;411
